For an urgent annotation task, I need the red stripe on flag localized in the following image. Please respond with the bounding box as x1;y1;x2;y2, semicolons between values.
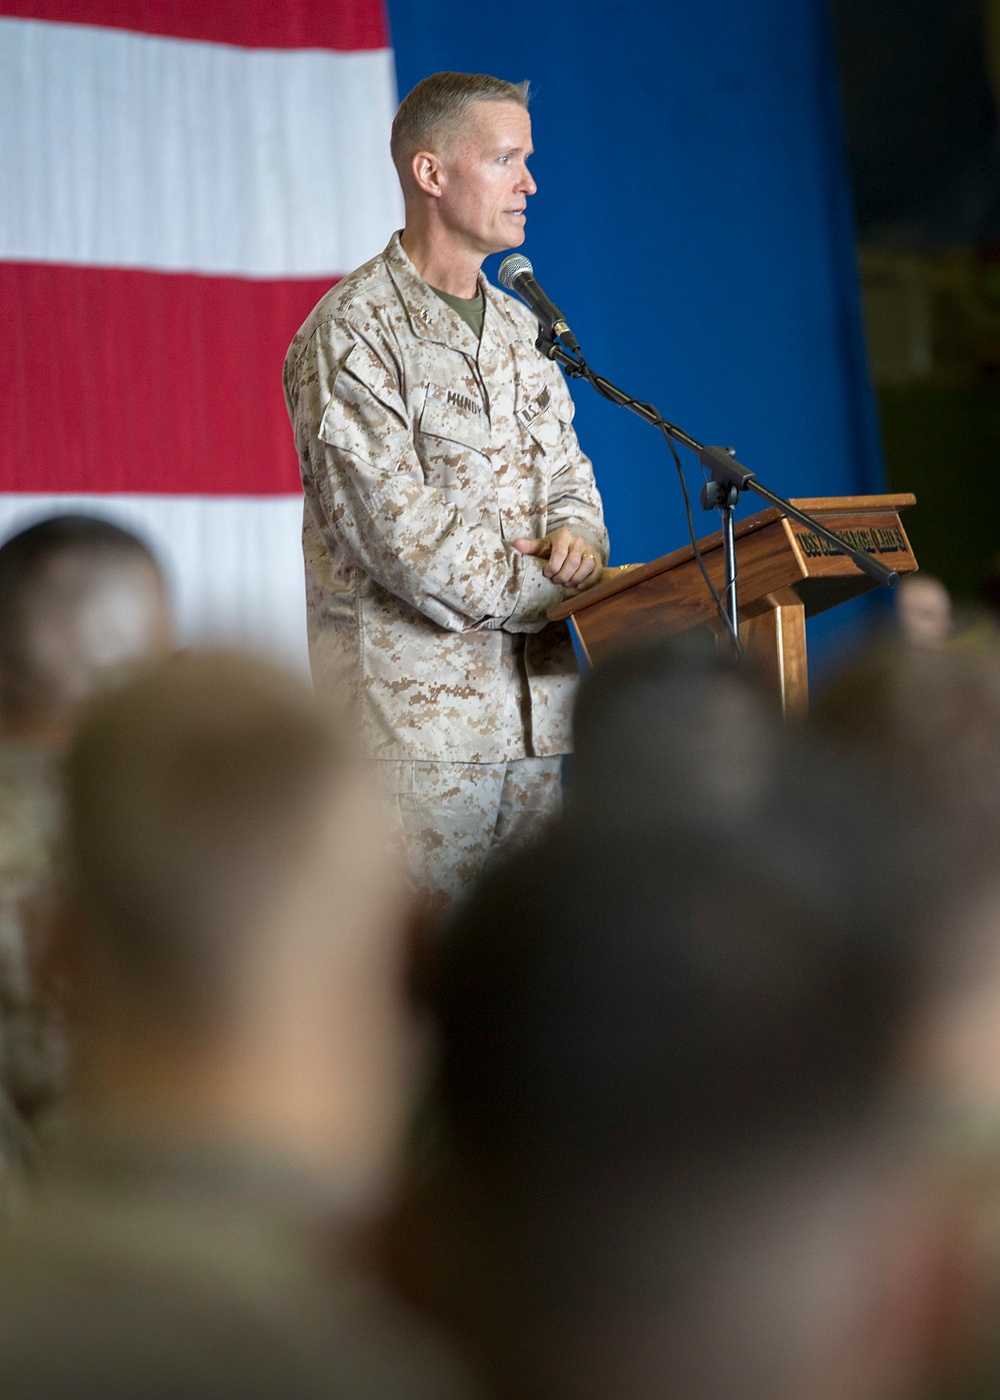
0;1;388;50
1;262;335;494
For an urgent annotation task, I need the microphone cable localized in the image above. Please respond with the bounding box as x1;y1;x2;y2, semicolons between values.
572;353;743;657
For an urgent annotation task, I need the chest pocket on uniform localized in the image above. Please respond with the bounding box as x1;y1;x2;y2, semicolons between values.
416;392;494;513
418;393;490;454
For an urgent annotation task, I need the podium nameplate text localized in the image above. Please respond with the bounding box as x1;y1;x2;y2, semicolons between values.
549;494;918;716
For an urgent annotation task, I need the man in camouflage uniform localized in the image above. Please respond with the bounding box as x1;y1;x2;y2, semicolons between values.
284;72;608;911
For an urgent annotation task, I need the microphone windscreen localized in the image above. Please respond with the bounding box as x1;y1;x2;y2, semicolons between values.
498;253;532;290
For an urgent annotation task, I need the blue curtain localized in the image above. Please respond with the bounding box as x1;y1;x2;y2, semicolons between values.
386;0;886;668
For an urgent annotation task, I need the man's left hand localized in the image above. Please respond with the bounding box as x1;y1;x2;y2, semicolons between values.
513;529;603;590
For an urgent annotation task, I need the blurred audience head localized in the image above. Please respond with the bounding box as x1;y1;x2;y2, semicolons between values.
569;632;785;832
0;514;173;747
567;637;913;913
814;639;1000;1391
814;640;1000;876
390;643;941;1400
422;802;933;1400
64;651;408;1202
895;573;953;648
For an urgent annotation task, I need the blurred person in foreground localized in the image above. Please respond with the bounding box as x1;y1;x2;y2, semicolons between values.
0;652;472;1400
0;514;173;1177
815;641;1000;1396
382;642;951;1400
566;632;787;832
565;635;915;914
814;641;1000;883
394;812;950;1400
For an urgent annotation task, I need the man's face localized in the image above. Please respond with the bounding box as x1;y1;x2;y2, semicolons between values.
435;100;536;257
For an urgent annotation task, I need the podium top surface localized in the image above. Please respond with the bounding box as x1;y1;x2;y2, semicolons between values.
548;493;916;623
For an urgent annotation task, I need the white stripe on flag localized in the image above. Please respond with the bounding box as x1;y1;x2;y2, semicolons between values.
0;494;310;669
0;16;402;276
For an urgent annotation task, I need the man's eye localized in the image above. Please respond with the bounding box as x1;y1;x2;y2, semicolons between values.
499;155;509;164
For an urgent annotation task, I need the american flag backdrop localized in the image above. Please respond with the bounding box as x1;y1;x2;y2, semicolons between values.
0;0;402;664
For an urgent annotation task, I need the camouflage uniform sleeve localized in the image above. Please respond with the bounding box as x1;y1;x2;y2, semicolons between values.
287;321;566;633
542;366;610;564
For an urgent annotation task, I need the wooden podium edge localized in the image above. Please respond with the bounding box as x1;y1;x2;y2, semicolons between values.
548;493;917;623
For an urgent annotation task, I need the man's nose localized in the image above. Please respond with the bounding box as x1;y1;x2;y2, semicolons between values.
518;165;537;195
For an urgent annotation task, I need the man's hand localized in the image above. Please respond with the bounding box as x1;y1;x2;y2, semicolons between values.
513;528;604;591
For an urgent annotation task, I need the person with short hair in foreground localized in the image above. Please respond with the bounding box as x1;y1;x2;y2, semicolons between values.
391;708;953;1400
814;639;1000;1397
0;513;174;1179
0;651;473;1399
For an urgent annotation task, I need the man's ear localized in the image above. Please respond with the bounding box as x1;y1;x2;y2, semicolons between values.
411;150;444;199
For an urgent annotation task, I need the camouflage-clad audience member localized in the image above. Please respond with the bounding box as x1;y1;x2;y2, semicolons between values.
0;653;475;1400
0;515;173;1173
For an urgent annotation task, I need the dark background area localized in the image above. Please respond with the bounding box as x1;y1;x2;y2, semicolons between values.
831;0;1000;601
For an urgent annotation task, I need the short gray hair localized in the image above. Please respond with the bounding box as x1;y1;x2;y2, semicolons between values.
391;71;530;176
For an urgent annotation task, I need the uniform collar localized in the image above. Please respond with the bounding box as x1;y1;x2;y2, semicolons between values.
383;231;528;362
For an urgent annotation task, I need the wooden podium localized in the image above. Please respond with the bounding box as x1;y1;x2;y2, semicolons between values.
549;494;918;716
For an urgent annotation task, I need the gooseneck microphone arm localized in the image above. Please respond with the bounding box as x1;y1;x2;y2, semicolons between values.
501;261;898;652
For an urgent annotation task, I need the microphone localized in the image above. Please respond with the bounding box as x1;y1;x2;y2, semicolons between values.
498;254;580;354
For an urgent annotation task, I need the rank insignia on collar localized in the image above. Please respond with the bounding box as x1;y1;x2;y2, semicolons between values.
419;306;431;325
